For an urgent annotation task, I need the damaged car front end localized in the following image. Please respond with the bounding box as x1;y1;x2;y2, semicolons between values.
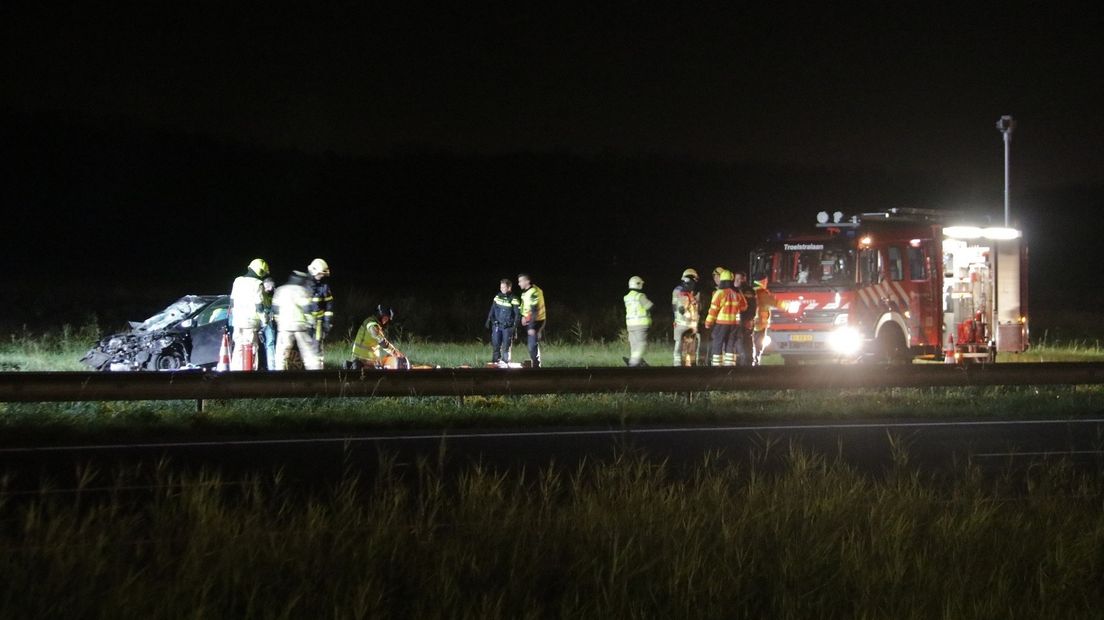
81;295;231;371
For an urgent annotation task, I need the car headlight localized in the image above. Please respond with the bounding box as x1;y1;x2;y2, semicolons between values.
827;327;863;355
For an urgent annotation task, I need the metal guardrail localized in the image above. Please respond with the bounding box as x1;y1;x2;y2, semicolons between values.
2;363;1104;403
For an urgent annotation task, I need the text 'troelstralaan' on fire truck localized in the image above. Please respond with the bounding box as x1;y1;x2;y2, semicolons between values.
750;209;1027;365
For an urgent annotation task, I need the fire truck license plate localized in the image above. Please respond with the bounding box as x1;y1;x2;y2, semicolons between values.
790;334;813;342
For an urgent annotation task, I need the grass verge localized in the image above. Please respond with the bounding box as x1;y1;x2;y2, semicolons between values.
2;449;1102;618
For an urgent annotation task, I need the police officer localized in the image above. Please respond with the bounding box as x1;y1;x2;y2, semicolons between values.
485;278;521;366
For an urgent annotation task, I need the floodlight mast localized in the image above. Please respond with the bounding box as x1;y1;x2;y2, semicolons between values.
996;115;1016;226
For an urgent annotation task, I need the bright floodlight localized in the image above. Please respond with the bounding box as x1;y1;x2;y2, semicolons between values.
981;226;1021;240
817;211;830;224
944;226;983;239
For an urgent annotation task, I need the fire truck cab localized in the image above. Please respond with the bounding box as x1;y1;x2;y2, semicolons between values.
750;208;1028;364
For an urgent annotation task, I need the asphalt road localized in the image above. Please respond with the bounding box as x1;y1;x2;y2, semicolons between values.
3;417;1103;493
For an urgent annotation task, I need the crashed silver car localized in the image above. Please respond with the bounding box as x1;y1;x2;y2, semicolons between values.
80;295;231;371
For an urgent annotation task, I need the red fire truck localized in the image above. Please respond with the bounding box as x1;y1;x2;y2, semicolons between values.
749;208;1028;364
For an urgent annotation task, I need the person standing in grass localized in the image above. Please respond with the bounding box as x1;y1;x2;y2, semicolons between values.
486;278;521;366
623;275;653;367
259;276;277;371
733;271;758;366
272;270;323;370
517;273;546;368
751;278;778;366
704;269;747;366
229;258;269;371
672;268;700;366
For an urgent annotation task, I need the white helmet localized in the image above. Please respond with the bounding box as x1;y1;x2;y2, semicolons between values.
307;258;330;278
628;275;644;290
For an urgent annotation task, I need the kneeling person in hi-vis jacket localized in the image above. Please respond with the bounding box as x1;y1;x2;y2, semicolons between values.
350;305;407;369
272;271;323;370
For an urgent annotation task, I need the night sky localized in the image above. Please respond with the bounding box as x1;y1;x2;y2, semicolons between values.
3;4;1102;327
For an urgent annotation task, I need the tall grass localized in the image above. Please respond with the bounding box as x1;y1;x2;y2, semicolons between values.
2;450;1102;617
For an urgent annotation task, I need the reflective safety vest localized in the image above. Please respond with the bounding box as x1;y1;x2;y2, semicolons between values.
704;287;747;327
754;288;778;332
672;285;699;327
230;275;265;329
271;283;314;332
521;285;546;323
624;290;653;328
352;318;395;362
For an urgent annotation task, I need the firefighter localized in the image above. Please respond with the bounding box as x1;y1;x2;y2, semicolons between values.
350;305;406;369
752;278;778;366
229;258;269;371
307;258;334;359
485;278;521;366
272;270;323;370
733;271;758;367
703;269;747;366
623;275;653;367
702;266;728;363
259;276;277;371
672;268;700;366
517;273;546;368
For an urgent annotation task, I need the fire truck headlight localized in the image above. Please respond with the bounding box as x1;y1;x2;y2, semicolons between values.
833;313;849;326
828;327;863;355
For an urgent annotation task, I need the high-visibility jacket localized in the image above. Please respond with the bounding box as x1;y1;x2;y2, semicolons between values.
310;280;334;332
521;285;546;324
624;290;653;328
352;318;397;363
486;292;521;328
230;274;265;329
754;288;778;332
672;283;699;328
704;286;747;328
272;283;315;332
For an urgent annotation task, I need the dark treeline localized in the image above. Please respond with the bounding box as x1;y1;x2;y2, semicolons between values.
2;109;1101;339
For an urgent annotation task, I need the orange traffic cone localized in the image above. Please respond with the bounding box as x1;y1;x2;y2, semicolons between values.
944;334;956;364
216;332;231;372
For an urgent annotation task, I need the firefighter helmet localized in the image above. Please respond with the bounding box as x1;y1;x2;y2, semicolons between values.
308;258;330;278
376;305;394;321
719;269;734;282
628;275;644;290
681;268;699;280
248;258;270;278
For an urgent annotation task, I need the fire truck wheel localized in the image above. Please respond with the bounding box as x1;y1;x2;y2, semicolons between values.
873;325;910;364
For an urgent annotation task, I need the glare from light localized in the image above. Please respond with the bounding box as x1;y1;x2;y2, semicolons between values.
827;327;863;355
909;238;921;247
944;225;1022;240
761;334;772;349
817;211;829;224
944;226;983;239
833;211;844;223
860;236;872;246
981;227;1022;240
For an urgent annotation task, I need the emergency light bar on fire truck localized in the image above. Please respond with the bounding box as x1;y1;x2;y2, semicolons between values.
749;208;1027;364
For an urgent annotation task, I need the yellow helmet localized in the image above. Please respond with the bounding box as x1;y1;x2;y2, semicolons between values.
307;258;330;278
719;269;734;281
248;258;270;278
681;268;698;280
628;275;644;290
